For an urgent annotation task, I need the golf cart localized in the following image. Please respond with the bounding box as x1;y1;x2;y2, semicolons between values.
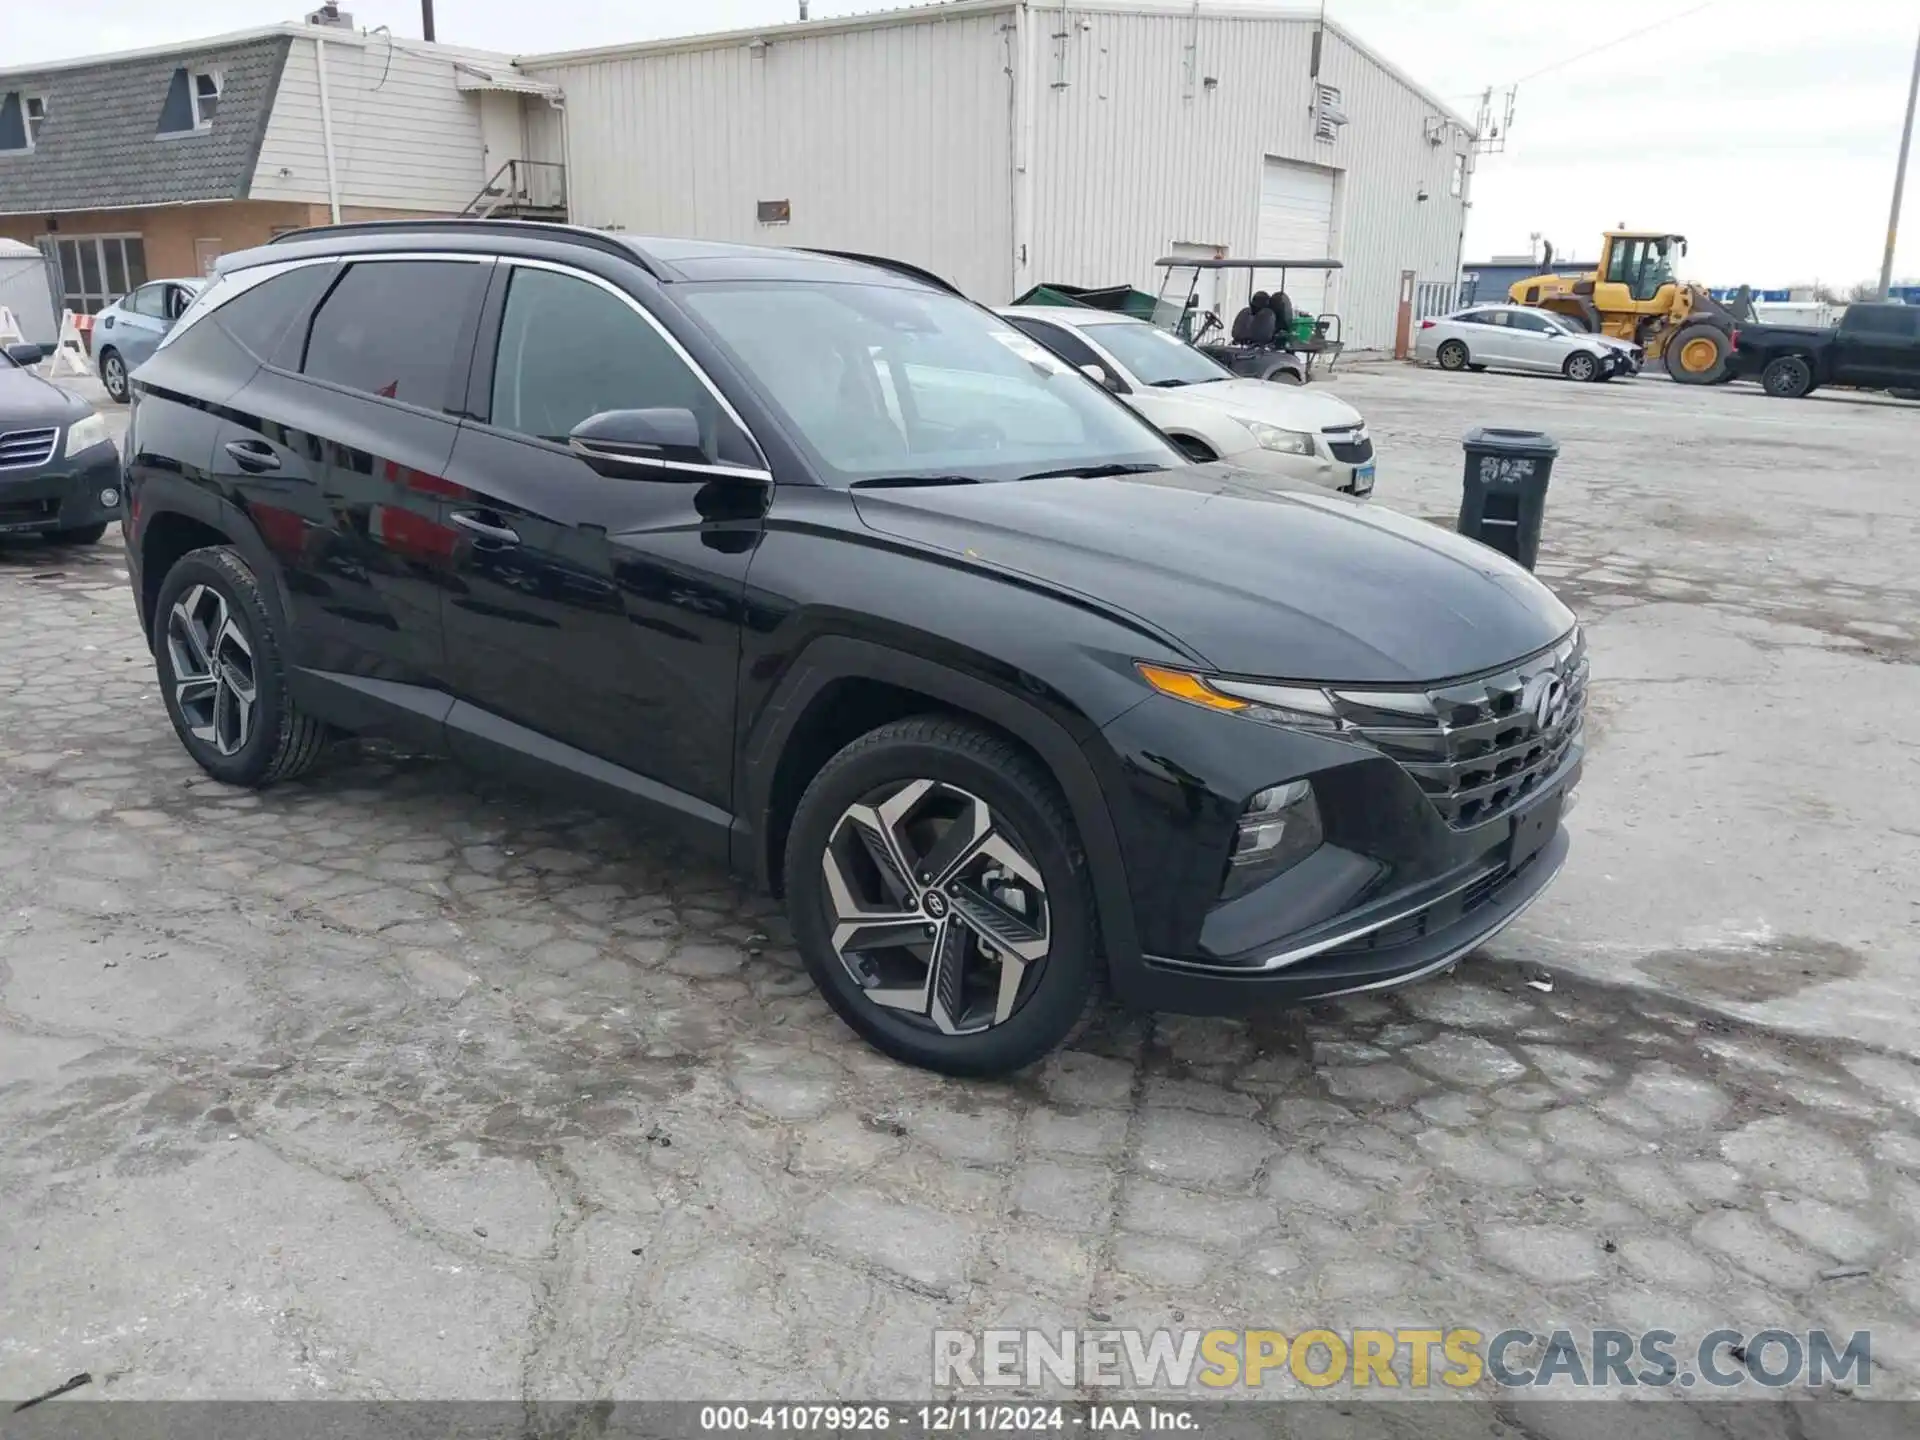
1153;257;1346;382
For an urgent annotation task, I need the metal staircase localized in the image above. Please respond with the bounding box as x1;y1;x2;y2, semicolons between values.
462;161;568;222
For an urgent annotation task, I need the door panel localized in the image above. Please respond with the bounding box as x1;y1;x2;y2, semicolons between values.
439;261;765;813
220;368;460;688
439;429;756;810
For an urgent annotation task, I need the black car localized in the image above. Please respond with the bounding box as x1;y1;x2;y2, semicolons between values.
121;220;1585;1076
1729;302;1920;398
0;342;122;544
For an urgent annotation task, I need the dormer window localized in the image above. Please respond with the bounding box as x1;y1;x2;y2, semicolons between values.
0;92;47;153
191;71;221;128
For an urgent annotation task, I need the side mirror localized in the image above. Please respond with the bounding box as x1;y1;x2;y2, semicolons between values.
569;408;713;476
5;342;48;367
1079;362;1119;392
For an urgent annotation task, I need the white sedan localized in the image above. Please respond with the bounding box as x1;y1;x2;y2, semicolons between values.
997;306;1374;496
1416;303;1640;381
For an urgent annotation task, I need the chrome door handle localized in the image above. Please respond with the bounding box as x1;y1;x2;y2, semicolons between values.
449;510;520;545
223;440;280;472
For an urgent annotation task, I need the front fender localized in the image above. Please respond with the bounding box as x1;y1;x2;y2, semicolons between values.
736;630;1149;981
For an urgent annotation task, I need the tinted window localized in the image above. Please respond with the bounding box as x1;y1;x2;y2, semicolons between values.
489;267;723;447
1007;317;1105;373
1845;306;1918;337
302;260;484;408
215;265;331;362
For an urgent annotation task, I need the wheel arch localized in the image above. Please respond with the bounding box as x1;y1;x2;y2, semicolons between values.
739;635;1143;975
136;489;291;652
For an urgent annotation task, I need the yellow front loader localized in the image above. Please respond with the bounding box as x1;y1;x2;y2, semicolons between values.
1510;231;1744;384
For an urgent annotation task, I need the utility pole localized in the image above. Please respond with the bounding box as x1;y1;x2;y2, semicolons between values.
421;0;436;42
1881;19;1920;299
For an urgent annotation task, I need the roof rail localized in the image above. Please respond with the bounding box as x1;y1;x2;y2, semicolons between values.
266;218;656;276
800;248;963;296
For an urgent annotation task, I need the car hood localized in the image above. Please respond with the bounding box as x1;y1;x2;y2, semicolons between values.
852;465;1574;683
1148;377;1363;431
0;366;89;428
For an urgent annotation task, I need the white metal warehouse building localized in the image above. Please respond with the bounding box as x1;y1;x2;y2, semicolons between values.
518;1;1474;350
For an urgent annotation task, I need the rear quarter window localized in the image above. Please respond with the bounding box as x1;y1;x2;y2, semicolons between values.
300;259;488;410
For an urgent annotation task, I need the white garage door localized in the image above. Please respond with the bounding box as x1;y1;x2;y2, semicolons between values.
1255;159;1337;319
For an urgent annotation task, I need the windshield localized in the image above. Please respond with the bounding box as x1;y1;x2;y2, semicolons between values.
1088;321;1230;387
682;282;1182;485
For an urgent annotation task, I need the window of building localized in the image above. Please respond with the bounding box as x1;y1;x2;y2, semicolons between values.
488;266;726;449
191;71;222;128
44;235;147;315
0;91;47;152
301;260;485;409
1450;153;1466;198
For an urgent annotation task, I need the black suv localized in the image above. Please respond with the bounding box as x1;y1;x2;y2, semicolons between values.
123;221;1585;1075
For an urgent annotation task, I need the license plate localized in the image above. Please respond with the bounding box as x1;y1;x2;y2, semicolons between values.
1507;785;1564;868
1349;463;1375;497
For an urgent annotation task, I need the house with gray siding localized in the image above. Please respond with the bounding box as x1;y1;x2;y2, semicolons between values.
0;16;563;313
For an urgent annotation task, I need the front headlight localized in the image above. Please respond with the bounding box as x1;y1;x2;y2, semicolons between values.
63;412;113;458
1137;664;1342;732
1241;420;1316;456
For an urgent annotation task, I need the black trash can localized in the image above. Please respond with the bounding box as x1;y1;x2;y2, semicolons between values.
1457;427;1560;571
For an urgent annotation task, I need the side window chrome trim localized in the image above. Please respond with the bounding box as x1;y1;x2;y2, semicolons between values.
501;255;771;475
160;251;493;354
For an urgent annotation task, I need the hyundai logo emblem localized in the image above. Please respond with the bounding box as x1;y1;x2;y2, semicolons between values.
1525;673;1569;731
921;890;949;919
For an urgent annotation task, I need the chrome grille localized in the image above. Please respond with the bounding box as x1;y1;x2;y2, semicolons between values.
1332;630;1587;829
0;427;58;470
1323;426;1374;465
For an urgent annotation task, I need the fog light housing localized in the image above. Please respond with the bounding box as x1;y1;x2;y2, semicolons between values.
1221;780;1324;899
99;487;120;509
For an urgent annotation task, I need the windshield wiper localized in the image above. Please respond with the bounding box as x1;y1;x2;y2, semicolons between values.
1147;378;1194;388
849;474;982;489
1015;462;1168;481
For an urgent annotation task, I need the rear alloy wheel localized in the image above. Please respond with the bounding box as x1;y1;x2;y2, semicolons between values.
1563;350;1601;382
1436;340;1470;371
1761;355;1813;398
99;349;129;403
786;718;1098;1075
166;582;259;759
153;546;331;787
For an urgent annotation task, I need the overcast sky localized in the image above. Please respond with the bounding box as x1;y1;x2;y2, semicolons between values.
9;0;1917;286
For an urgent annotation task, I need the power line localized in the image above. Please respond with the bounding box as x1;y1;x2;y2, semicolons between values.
1512;0;1722;86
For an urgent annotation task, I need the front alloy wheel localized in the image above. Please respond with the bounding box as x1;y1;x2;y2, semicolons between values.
166;582;257;757
823;779;1050;1035
101;351;128;402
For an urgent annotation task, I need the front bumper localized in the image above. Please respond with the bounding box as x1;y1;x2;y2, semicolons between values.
0;443;121;536
1090;679;1581;1017
1225;443;1374;497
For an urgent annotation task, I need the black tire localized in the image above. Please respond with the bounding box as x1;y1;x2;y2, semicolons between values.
99;348;129;403
152;545;331;787
48;522;108;545
1259;360;1305;385
1174;436;1218;463
1436;340;1469;371
1563;350;1601;383
1663;323;1730;384
784;716;1100;1076
1761;355;1813;399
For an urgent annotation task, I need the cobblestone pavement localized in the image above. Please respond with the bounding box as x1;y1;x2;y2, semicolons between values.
4;375;1920;1408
